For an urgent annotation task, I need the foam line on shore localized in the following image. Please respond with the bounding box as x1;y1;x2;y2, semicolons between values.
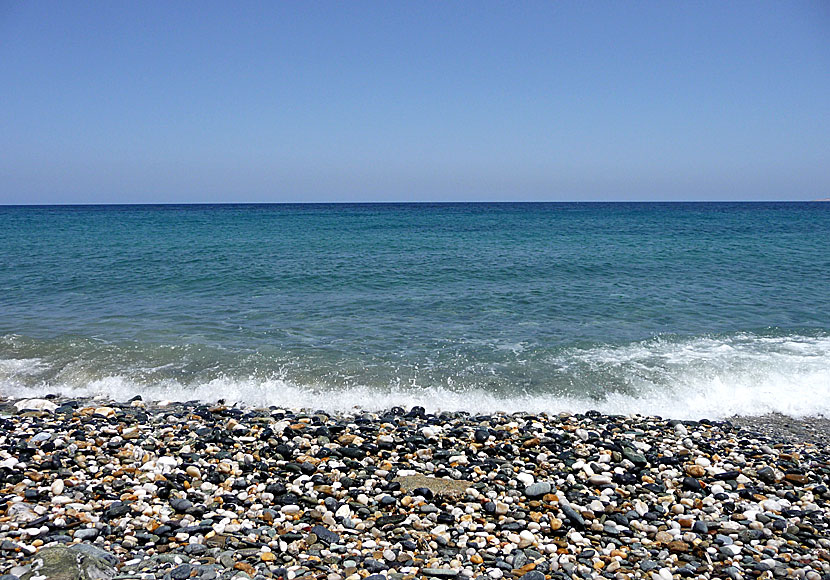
2;369;829;420
2;331;829;419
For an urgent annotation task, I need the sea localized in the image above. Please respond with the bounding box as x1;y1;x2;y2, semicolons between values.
1;202;829;420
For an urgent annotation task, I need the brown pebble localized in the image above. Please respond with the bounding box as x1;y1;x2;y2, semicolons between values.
686;465;705;477
513;563;537;575
206;534;228;548
234;562;256;575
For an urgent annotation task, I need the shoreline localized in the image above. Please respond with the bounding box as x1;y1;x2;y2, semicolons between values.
1;396;828;580
4;394;829;446
727;414;830;448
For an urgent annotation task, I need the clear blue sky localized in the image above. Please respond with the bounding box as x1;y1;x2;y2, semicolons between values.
1;1;828;203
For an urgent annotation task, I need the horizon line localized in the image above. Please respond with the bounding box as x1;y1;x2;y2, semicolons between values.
2;199;828;207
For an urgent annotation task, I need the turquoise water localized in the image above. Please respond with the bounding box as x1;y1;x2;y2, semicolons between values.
2;202;829;418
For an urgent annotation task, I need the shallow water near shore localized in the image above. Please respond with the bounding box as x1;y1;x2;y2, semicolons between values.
2;202;829;419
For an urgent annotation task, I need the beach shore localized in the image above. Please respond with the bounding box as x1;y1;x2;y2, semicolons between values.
0;396;828;580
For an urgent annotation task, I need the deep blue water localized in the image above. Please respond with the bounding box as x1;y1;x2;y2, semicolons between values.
2;202;829;418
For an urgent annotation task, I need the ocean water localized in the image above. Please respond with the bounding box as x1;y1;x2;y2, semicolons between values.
1;202;829;419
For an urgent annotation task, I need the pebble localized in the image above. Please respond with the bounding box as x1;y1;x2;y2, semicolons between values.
0;396;827;580
13;398;57;412
49;479;64;496
523;482;551;498
588;474;612;486
73;528;99;541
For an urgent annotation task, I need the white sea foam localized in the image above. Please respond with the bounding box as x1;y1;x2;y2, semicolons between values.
1;333;829;419
0;357;48;376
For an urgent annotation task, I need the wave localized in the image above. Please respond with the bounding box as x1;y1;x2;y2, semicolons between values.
1;331;829;419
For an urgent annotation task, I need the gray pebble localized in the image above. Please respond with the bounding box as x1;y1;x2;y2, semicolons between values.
73;528;99;541
524;482;551;498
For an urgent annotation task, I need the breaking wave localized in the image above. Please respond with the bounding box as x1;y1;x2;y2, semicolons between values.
1;331;829;420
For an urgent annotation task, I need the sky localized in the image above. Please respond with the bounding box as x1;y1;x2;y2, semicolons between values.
1;1;828;203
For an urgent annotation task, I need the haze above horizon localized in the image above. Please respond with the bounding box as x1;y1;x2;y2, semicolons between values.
1;2;828;204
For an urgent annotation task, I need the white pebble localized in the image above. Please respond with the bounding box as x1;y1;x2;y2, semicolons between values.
762;499;782;512
517;530;535;548
50;479;64;496
516;472;534;486
589;474;611;486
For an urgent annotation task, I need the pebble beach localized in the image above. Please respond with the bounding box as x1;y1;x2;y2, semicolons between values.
1;397;828;580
